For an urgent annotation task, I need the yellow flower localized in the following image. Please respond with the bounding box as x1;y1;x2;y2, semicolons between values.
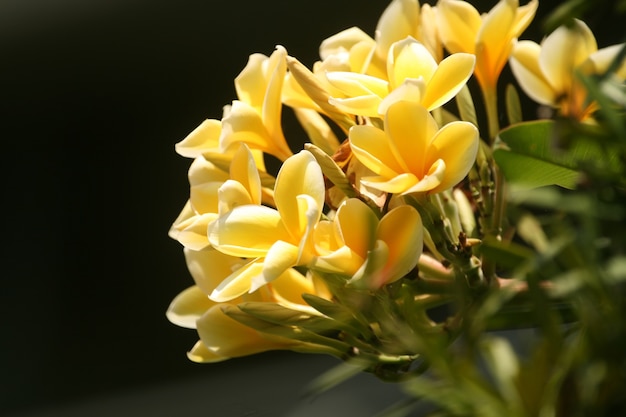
326;37;475;117
436;0;538;92
207;150;325;301
510;19;626;120
169;144;266;251
220;46;292;161
349;101;478;194
166;248;322;362
312;198;423;289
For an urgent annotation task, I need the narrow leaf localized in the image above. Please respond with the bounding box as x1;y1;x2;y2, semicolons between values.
505;83;522;126
455;84;477;127
305;143;357;198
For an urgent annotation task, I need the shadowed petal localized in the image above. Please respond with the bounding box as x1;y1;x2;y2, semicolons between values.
166;285;214;329
360;173;419;193
210;260;265;302
375;0;420;60
218;180;254;215
187;340;229;363
229;144;262;206
436;0;481;54
183;248;247;295
252;241;300;292
176;213;218;251
426;121;479;193
335;198;378;258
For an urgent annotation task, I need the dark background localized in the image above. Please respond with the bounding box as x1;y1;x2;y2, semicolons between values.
1;0;621;415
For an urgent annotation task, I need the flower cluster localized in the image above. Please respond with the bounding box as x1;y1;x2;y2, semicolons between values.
167;0;626;372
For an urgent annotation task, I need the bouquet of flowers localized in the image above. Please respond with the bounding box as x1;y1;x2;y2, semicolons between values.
167;0;626;414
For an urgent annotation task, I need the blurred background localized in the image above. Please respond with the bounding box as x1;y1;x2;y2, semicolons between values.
1;0;621;415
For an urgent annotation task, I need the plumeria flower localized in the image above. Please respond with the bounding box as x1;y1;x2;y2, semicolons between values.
312;198;423;289
349;101;479;194
166;248;323;362
220;45;293;161
169;144;266;251
207;150;325;301
436;0;538;93
510;19;626;121
326;37;475;117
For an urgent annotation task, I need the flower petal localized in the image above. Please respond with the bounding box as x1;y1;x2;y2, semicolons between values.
349;125;404;177
166;285;214;329
320;26;374;61
375;0;420;60
252;241;300;292
274;151;324;240
539;20;597;94
378;77;426;115
176;213;218;251
425;121;479;193
326;71;389;98
175;119;222;158
218;180;254;215
422;52;476;110
210;259;265;302
229;144;262;205
329;95;383;118
436;0;481;54
335;198;378;258
196;305;290;359
183;247;247;295
510;40;556;106
376;205;423;284
388;37;437;89
360;173;419;194
208;205;292;258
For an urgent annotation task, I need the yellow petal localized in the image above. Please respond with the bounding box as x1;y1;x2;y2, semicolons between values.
175;119;221;158
511;0;538;38
252;241;300;292
402;160;445;194
376;205;423;284
270;268;316;306
375;0;420;60
187;156;230;187
176;213;218;251
379;77;426;115
210;259;265;302
263;46;287;141
196;305;290;359
360;173;420;194
229;144;262;205
235;53;269;112
183;248;247;295
436;0;481;54
208;205;291;258
385;101;438;175
425;121;479;193
388;37;437;89
539;20;597;94
422;52;476;110
187;340;228;363
166;285;214;329
190;182;221;214
319;26;373;61
328;95;383;118
310;245;365;276
510;40;556;106
349;125;404;177
326;71;389;98
475;0;517;87
335;198;378;258
170;200;196;240
217;180;254;215
274;151;324;240
220;100;292;161
585;44;626;79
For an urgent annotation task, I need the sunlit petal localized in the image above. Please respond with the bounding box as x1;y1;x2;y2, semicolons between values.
436;0;481;54
378;77;426;115
190;182;222;214
476;0;517;87
263;46;287;141
217;180;254;215
208;205;292;258
188;156;230;187
274;151;325;239
388;38;437;89
349;125;404;177
229;144;262;205
320;26;374;61
402;161;445;193
187;339;228;363
360;173;419;193
175;119;222;158
585;44;626;78
329;95;383;118
375;0;420;60
326;71;389;98
252;241;300;292
310;245;365;276
177;213;218;251
422;52;476;110
335;198;378;258
269;268;316;306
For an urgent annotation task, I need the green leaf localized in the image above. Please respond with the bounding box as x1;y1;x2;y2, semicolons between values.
493;120;612;189
455;84;477;127
505;84;523;126
301;293;372;338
